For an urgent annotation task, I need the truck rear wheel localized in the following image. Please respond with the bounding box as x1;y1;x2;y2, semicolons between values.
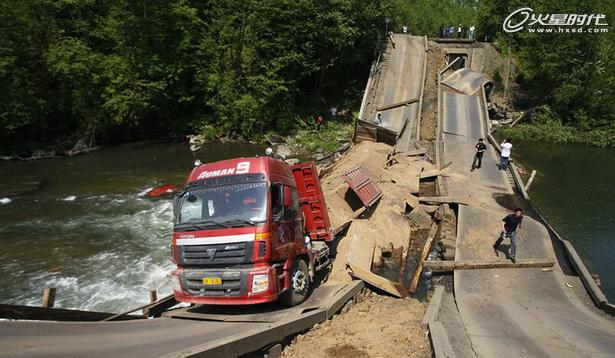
280;258;310;306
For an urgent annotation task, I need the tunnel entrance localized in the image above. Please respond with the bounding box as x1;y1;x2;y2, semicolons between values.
446;53;467;70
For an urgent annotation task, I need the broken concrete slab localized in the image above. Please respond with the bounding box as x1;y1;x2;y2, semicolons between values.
347;233;376;270
421;204;440;215
347;264;407;298
406;206;433;229
404;195;420;213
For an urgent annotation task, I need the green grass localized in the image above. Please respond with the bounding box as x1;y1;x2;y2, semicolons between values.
291;121;354;153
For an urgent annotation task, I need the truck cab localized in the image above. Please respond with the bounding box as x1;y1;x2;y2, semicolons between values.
170;156;331;306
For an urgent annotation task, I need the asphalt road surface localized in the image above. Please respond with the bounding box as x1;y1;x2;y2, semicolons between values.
441;70;615;357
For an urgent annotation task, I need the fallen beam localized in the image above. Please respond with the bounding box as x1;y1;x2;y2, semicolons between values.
419;196;469;205
376;97;419;112
410;221;439;293
424;259;555;272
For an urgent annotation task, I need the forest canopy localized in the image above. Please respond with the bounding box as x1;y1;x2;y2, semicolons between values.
477;0;615;146
2;0;611;151
0;0;477;152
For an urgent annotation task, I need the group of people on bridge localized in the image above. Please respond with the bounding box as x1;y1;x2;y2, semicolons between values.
439;24;475;40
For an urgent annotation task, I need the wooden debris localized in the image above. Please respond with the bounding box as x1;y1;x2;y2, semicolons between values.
424;259;555;272
419;196;469;205
403;148;427;157
376;97;419;112
409;222;439;293
41;287;56;308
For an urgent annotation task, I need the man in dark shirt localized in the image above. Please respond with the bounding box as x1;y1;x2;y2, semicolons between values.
493;208;523;263
471;138;487;171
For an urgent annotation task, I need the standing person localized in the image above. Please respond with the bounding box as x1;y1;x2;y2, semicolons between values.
469;25;476;40
493;208;523;263
402;25;408;34
374;112;382;124
330;106;338;120
471;138;487;171
457;24;462;38
449;25;455;38
498;138;513;170
315;114;324;130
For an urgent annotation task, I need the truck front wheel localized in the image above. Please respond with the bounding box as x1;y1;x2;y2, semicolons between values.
280;259;310;306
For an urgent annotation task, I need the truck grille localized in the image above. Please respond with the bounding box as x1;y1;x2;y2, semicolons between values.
178;242;253;266
181;270;248;297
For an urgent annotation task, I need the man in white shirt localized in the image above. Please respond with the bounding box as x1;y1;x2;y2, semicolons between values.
499;139;513;170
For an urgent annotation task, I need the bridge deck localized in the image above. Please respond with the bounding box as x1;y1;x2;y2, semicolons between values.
0;282;361;357
440;68;615;357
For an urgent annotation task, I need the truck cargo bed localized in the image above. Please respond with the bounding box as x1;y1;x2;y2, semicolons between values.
291;162;333;242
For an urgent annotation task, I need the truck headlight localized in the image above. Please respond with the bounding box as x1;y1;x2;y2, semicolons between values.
251;274;269;294
172;275;183;293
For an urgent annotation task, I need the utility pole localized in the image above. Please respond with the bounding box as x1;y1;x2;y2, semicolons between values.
503;46;511;105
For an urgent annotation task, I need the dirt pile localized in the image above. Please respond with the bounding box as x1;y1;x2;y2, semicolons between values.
282;290;430;358
318;141;429;284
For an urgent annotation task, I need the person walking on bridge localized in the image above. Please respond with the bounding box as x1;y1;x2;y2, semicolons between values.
493;208;523;263
498;138;513;170
471;138;487;171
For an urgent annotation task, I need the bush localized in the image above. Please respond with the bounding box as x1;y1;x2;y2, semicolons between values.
292;121;354;153
498;105;615;147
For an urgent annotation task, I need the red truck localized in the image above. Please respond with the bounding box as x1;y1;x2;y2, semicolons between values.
170;155;333;306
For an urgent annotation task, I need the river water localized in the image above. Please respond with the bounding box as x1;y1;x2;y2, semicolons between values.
0;142;264;312
513;143;615;302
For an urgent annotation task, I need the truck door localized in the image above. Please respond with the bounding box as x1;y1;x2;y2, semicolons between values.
270;183;290;261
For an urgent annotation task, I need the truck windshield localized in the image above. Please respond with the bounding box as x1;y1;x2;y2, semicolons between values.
176;182;267;229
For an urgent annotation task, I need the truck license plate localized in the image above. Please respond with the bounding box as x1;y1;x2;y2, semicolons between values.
202;277;222;285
